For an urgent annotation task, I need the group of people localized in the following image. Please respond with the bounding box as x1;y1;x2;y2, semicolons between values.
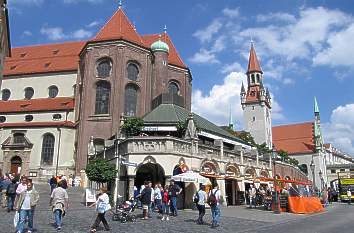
135;179;182;220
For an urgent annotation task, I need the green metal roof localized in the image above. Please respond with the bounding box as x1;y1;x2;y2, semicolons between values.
143;104;246;144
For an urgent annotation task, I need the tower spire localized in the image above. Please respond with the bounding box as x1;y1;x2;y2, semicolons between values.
228;105;234;130
118;0;122;9
247;43;262;74
314;96;320;115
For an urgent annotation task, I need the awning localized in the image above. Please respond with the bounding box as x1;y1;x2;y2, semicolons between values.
172;171;209;184
259;177;312;185
200;172;225;180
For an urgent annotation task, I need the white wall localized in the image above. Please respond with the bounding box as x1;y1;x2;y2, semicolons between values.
0;111;75;123
1;72;77;100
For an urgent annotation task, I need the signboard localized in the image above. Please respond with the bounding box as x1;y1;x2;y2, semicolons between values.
85;188;96;206
121;161;138;167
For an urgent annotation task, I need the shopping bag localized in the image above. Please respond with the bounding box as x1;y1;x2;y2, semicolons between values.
13;211;19;228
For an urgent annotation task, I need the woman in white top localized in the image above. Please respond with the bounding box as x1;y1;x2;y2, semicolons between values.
89;187;110;232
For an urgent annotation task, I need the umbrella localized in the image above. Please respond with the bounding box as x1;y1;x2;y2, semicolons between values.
172;171;209;184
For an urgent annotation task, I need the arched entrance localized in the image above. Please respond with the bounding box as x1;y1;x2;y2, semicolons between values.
225;165;241;206
10;156;22;175
134;163;165;191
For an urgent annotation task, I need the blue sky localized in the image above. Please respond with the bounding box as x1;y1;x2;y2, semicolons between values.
8;0;354;155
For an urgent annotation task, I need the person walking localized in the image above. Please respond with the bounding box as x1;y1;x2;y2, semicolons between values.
50;181;69;231
15;181;39;233
161;185;170;221
49;175;57;194
249;185;256;208
154;184;162;214
89;187;111;232
195;185;207;225
208;183;222;228
6;179;17;212
168;180;182;216
149;181;154;217
347;189;352;205
138;181;151;220
1;175;11;208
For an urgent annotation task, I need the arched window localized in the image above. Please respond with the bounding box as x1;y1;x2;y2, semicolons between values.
168;82;180;95
1;89;10;101
41;133;55;165
24;87;34;100
95;81;110;115
48;85;59;98
127;63;139;81
97;59;112;78
124;84;138;116
251;74;255;84
256;74;260;83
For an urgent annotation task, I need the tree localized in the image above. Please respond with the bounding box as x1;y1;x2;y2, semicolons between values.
277;150;289;162
256;143;272;155
238;131;256;146
176;120;188;137
121;117;144;136
85;159;117;184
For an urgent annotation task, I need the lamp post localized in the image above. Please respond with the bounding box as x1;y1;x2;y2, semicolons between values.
310;158;316;190
272;149;280;214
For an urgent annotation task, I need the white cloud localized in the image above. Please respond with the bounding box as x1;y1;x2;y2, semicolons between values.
193;19;222;43
72;29;93;39
221;62;244;74
87;20;100;28
40;25;93;41
40;26;67;40
192;72;284;127
282;78;295;85
10;0;44;6
323;104;354;155
257;12;296;23
63;0;103;3
222;7;240;18
189;49;219;64
22;30;32;36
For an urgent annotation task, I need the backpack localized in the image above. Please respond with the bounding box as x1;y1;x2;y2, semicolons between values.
208;190;218;206
193;192;199;204
7;183;16;195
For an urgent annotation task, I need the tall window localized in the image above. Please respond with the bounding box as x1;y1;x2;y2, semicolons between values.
95;81;110;115
41;133;55;165
48;85;59;98
251;74;255;84
168;82;179;95
1;89;10;101
24;87;34;100
97;59;112;78
127;63;139;81
124;84;138;116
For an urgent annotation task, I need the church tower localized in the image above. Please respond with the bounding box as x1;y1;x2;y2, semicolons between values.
241;43;272;148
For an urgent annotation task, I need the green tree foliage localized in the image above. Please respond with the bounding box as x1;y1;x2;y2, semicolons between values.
85;159;117;183
257;143;272;155
298;164;308;175
121;117;144;136
238;131;256;145
176;120;188;137
277;150;290;162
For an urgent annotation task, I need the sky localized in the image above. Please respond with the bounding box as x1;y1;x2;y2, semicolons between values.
7;0;354;156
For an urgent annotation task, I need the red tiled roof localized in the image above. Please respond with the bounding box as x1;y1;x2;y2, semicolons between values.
4;41;84;76
247;44;262;74
272;122;315;155
92;8;144;46
0;121;76;128
142;33;186;68
0;97;74;113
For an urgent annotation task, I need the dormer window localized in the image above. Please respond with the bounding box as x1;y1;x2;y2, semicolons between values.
53;50;59;55
20;53;27;58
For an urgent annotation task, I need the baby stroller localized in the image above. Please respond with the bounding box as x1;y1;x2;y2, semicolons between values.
112;198;137;223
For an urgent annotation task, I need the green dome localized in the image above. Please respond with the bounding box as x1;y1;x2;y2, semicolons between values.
151;39;169;53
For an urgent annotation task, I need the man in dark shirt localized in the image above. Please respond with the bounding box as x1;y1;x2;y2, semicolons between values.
139;181;151;220
168;179;182;216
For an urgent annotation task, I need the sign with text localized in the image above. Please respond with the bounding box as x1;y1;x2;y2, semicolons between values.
85;188;96;206
121;161;138;167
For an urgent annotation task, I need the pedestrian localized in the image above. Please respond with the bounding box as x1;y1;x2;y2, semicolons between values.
89;187;111;232
322;188;328;207
249;185;256;208
1;175;11;208
149;181;154;217
347;189;352;205
15;180;39;233
327;187;332;204
168;179;182;216
15;177;28;206
154;184;162;214
49;175;57;194
50;181;69;231
161;185;170;221
138;181;151;220
195;185;207;225
208;183;222;228
6;179;17;212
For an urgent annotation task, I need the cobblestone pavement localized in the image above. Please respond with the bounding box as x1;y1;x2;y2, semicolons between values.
0;184;344;233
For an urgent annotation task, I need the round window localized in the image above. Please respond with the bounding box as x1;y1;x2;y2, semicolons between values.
1;89;11;101
25;115;33;122
52;114;62;120
24;87;34;100
48;86;59;98
0;116;6;123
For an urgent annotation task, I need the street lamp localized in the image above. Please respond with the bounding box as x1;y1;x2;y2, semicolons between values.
272;149;280;214
310;159;316;190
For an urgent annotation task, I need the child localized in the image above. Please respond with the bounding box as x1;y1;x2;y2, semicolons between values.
161;185;170;221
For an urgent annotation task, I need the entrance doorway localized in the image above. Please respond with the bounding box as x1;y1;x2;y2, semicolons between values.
225;179;240;205
134;163;165;191
10;156;22;175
